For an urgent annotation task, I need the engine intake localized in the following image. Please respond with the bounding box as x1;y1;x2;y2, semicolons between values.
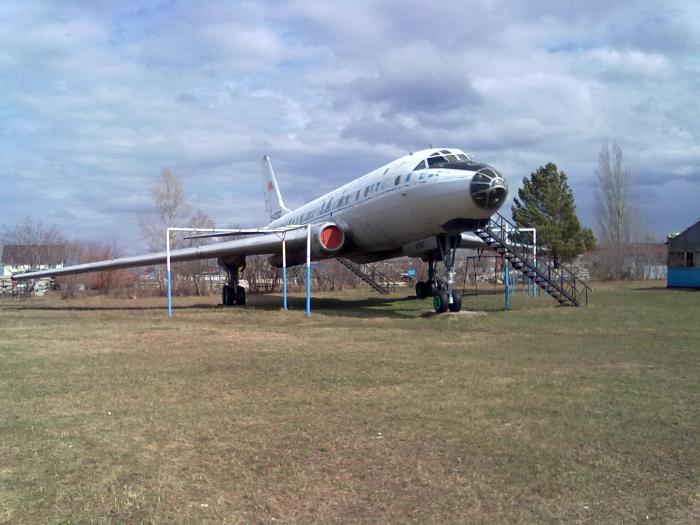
319;224;344;251
268;222;345;267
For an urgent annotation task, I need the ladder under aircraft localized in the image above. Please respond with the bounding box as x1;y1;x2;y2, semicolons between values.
336;258;394;294
476;213;591;306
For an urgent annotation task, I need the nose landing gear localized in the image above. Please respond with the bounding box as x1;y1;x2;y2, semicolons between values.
415;235;463;313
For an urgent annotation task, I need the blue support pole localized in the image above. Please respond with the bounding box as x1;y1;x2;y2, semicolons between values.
306;263;311;317
282;266;287;310
504;262;510;311
282;236;287;311
166;270;172;319
166;229;172;319
306;224;311;318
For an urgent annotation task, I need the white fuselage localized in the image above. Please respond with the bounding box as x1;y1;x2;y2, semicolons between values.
268;148;506;257
9;147;508;283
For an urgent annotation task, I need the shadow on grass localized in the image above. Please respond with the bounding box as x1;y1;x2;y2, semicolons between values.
0;303;222;312
0;289;507;320
265;294;423;319
632;286;698;292
0;295;421;319
272;292;511;318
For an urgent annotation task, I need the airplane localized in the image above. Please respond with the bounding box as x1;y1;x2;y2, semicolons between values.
11;147;508;313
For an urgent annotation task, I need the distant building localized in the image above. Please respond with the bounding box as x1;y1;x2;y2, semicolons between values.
0;244;66;277
584;242;666;280
667;220;700;288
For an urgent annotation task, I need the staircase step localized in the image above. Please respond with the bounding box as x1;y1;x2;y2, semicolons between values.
337;259;391;294
480;214;589;306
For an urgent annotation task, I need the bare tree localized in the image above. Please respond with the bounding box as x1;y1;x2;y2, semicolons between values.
58;239;135;298
1;217;66;272
178;210;217;295
594;143;642;278
243;255;280;293
139;168;191;290
139;168;191;251
596;144;630;245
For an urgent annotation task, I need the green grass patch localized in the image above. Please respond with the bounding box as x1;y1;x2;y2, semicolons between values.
0;283;698;523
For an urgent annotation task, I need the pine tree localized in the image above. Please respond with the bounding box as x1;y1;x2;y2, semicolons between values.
512;163;595;267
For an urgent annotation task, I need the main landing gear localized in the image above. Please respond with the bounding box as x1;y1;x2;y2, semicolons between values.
220;261;246;306
415;235;463;313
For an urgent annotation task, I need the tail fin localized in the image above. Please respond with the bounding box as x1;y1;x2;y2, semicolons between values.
262;155;291;221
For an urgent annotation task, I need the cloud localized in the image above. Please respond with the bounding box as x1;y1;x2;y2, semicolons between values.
0;0;698;249
346;42;481;116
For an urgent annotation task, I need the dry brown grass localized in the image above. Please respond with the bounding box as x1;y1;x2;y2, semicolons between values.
1;283;698;523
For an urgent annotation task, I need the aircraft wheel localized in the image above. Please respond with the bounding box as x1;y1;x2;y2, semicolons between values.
236;286;246;306
433;291;449;313
427;281;438;296
415;281;426;299
448;290;462;312
222;285;232;306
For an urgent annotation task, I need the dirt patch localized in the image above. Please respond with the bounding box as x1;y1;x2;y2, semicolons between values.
419;310;487;318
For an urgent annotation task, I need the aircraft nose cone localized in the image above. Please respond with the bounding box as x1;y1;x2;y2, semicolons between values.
470;167;508;210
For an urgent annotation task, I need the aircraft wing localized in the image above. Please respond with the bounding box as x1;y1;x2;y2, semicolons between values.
11;223;343;281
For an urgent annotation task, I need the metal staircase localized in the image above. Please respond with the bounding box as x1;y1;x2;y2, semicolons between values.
476;213;591;306
336;258;394;294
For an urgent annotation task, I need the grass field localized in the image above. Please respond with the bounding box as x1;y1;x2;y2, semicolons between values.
1;282;698;523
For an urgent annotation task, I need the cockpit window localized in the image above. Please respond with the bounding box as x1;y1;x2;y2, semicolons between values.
470;168;508;210
427;155;447;168
438;150;458;162
456;153;468;160
413;160;426;171
437;160;488;171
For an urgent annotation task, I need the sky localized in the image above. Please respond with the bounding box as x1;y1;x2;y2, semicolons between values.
1;0;699;251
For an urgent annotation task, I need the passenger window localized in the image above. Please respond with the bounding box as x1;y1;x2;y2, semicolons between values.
394;175;401;185
356;190;360;200
364;186;370;197
405;173;411;182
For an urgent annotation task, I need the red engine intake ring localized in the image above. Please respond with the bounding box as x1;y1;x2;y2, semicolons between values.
320;225;344;251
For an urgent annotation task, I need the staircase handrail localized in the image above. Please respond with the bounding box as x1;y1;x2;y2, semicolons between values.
485;213;591;305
